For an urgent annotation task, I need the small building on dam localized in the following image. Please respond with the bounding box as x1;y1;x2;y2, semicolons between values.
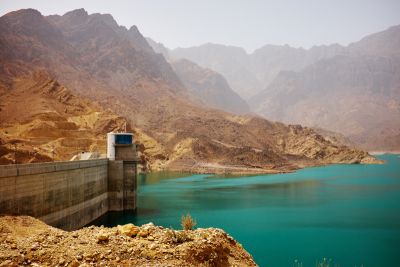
0;132;139;230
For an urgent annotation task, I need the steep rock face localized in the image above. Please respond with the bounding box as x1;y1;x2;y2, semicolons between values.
171;43;260;99
147;38;250;114
171;59;250;114
250;53;400;151
347;25;400;57
0;8;379;172
46;9;183;92
249;44;346;95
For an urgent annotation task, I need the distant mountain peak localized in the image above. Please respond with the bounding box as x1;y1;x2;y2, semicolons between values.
5;8;42;17
62;8;88;17
129;25;139;32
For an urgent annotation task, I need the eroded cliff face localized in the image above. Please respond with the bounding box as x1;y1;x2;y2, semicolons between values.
0;8;380;173
0;216;257;266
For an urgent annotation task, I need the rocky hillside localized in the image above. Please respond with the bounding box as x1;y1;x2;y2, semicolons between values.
0;72;128;164
147;38;250;114
250;26;400;151
0;216;257;266
0;8;380;172
171;59;249;114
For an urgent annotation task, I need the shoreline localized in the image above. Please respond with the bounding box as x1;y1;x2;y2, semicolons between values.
150;157;385;176
369;151;400;155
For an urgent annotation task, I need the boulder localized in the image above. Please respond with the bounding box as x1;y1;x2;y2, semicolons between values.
118;224;140;237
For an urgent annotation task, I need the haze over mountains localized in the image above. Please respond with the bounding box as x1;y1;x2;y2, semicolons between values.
151;26;400;151
0;8;379;171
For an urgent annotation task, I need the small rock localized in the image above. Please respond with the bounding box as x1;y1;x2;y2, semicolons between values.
59;258;66;265
142;222;154;228
117;224;139;237
148;243;158;250
115;257;120;262
30;243;40;251
96;231;109;243
69;260;80;267
56;233;64;238
0;260;14;267
137;229;149;238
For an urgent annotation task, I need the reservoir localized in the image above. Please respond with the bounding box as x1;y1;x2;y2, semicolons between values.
93;154;400;267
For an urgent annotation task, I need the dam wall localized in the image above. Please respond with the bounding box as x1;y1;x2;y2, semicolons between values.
0;158;137;230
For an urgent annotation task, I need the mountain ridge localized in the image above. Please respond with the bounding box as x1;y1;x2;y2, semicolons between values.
157;24;400;151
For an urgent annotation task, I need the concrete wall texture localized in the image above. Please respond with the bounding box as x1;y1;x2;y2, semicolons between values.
0;159;137;230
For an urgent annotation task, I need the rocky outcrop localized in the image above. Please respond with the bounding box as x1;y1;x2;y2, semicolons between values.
0;216;257;266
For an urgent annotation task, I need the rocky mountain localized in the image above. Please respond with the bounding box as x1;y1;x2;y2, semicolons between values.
250;26;400;151
171;43;261;99
170;59;249;114
0;8;379;172
168;25;400;151
147;38;249;114
169;43;345;99
347;25;400;57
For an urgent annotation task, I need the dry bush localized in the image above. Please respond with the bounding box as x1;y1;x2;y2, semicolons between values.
181;214;197;231
165;229;192;243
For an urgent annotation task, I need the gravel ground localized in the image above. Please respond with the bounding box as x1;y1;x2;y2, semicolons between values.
0;216;257;267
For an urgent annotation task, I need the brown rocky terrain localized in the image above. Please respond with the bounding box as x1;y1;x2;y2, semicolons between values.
0;216;256;266
0;8;381;173
0;72;128;164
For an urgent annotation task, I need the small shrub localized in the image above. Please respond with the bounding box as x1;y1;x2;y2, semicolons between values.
181;213;197;230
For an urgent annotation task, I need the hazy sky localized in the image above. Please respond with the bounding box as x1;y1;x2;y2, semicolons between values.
1;0;400;52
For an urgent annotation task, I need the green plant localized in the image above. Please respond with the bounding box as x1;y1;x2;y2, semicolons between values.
181;213;197;230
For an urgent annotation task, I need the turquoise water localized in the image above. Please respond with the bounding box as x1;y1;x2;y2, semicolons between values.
93;154;400;267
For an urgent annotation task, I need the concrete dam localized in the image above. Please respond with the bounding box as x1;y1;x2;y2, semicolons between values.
0;133;138;230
